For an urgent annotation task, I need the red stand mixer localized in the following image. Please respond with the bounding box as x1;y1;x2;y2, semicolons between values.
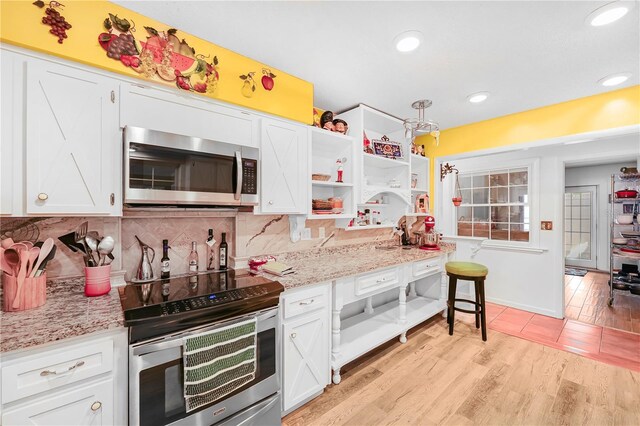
419;215;441;251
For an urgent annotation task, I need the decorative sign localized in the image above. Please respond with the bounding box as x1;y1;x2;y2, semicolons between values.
372;135;404;159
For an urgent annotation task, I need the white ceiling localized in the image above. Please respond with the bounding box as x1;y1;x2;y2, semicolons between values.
114;1;640;129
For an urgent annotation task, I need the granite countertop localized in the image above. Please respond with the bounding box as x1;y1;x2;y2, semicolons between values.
267;242;455;289
0;277;124;353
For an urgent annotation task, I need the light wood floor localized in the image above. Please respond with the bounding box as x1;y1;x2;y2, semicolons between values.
283;316;640;426
565;271;640;333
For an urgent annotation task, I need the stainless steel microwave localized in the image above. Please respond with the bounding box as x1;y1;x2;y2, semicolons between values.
124;126;259;206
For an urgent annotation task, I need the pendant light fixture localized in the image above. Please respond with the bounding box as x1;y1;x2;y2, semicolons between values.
403;99;440;146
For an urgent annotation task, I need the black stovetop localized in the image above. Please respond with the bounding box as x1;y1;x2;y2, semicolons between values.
119;269;283;343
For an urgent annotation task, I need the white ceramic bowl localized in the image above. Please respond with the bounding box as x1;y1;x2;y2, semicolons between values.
613;237;628;245
617;214;634;225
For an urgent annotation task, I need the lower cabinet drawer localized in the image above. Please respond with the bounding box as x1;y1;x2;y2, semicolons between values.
355;267;400;297
412;258;441;279
2;378;114;426
282;284;328;320
1;338;114;404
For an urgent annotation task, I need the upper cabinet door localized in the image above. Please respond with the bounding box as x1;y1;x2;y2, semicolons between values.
25;60;119;215
260;119;307;214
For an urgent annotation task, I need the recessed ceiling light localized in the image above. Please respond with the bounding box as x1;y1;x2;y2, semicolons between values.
394;30;423;53
467;92;489;103
598;72;631;86
587;1;632;26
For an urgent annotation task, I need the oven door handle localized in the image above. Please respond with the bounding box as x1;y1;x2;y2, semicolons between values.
131;308;277;357
234;151;242;201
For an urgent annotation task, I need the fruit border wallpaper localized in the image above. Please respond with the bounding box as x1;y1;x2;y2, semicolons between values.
1;0;313;124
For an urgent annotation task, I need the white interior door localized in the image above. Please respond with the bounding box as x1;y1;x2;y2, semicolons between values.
564;186;597;269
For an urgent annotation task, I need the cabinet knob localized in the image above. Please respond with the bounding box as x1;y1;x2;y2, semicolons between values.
37;193;48;201
268;200;274;205
290;332;296;339
91;401;102;411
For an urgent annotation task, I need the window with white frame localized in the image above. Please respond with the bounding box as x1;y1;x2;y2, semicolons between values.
456;168;530;242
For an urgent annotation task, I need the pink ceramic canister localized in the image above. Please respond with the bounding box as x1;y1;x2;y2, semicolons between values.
84;265;111;297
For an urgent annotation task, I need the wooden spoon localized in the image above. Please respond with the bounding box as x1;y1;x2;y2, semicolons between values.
29;238;54;278
13;247;39;309
0;247;14;276
3;247;21;277
1;238;14;249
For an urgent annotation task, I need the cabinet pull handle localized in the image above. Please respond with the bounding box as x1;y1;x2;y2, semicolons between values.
268;200;274;205
37;193;48;201
110;90;115;103
290;333;296;339
299;299;314;306
91;401;102;411
110;193;115;206
40;360;85;376
376;277;389;283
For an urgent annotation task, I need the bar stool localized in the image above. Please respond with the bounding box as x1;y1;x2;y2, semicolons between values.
445;261;489;341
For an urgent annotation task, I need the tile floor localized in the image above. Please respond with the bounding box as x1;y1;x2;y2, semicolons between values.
564;271;640;333
470;302;640;372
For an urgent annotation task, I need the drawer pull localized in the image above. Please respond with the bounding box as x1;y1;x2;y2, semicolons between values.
91;401;102;411
290;332;297;339
299;299;314;306
40;360;85;376
376;277;390;283
37;193;48;201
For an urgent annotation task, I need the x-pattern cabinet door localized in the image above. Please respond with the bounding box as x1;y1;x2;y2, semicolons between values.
283;312;329;411
25;59;118;215
260;119;307;214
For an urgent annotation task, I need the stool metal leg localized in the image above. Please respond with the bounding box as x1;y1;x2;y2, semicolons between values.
474;280;480;329
478;278;487;341
448;276;457;336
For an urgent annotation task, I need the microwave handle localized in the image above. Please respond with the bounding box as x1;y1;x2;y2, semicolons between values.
235;151;242;201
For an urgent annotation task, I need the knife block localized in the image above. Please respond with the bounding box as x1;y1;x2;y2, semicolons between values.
2;272;47;312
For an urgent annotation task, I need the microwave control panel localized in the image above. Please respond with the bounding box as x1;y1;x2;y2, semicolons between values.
241;159;258;194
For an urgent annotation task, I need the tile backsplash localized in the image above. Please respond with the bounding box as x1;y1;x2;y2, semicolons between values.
1;209;409;281
121;216;234;280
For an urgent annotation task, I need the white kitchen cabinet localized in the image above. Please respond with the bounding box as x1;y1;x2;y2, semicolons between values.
2;378;114;426
281;283;330;413
0;328;127;426
120;83;259;148
282;312;329;412
24;58;121;215
0;49;25;216
259;118;308;214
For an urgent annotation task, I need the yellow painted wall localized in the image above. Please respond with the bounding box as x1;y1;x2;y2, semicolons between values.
0;0;313;124
416;85;640;201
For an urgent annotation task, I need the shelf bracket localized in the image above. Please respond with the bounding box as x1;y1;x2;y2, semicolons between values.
440;162;459;181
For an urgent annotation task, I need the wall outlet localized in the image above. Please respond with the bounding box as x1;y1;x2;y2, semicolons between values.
301;228;312;240
541;221;553;230
318;227;325;239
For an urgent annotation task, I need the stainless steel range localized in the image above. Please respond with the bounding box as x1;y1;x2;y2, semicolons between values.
119;270;284;426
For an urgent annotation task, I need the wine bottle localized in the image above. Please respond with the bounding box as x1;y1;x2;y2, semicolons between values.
160;239;170;279
219;233;228;270
188;241;198;273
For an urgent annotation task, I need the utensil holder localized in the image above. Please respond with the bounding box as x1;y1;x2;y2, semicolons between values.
2;272;47;312
84;265;111;297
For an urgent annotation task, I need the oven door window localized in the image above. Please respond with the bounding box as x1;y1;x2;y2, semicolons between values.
129;143;235;194
137;328;275;426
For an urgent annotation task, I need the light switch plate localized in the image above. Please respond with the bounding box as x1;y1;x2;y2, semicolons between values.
301;228;312;240
318;227;325;239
